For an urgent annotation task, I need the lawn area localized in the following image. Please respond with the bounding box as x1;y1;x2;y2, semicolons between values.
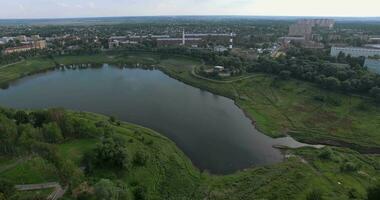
0;156;58;184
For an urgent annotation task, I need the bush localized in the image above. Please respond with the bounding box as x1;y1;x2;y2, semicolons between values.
14;110;29;124
0;179;15;198
94;136;130;169
42;122;64;143
306;189;324;200
134;185;147;200
318;148;334;160
133;151;148;166
340;162;360;173
367;183;380;200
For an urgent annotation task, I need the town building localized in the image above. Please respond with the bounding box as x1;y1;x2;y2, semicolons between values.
330;47;380;58
288;24;313;40
33;40;47;49
31;35;41;41
369;37;380;43
16;35;27;42
3;45;33;54
297;19;335;29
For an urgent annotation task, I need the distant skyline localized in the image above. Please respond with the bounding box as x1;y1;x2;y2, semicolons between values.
1;0;379;19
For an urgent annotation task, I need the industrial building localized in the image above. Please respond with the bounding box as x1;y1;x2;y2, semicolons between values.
330;47;380;58
156;38;203;47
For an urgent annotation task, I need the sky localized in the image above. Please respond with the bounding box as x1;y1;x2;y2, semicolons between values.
0;0;379;19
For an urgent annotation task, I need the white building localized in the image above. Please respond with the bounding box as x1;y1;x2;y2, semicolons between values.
330;47;380;58
364;59;380;74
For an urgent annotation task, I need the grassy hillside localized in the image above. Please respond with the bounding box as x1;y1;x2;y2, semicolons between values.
158;56;380;150
0;110;379;199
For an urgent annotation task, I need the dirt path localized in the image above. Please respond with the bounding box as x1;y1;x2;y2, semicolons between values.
0;60;24;69
191;68;257;84
0;157;31;173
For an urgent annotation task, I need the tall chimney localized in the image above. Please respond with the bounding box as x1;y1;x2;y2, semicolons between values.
182;29;185;45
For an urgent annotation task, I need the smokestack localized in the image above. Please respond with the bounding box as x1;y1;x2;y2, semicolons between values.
182;29;185;45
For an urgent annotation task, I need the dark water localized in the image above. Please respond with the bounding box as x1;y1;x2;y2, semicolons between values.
0;65;306;174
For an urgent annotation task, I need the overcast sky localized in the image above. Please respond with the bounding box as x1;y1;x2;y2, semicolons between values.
1;0;379;19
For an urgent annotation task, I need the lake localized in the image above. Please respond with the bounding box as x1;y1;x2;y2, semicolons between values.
0;64;310;174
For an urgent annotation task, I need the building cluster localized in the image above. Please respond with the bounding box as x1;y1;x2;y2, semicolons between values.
109;30;235;50
330;46;380;74
1;35;47;55
280;18;335;49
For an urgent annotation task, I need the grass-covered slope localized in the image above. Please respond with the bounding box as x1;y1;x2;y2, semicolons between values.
0;109;379;200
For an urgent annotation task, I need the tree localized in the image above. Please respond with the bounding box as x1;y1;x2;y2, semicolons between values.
323;77;341;90
279;70;292;80
370;87;380;102
95;136;129;169
133;151;148;166
0;114;18;154
0;179;15;199
14;110;29;124
30;111;50;127
18;124;43;148
94;179;117;200
42;122;64;143
133;185;147;200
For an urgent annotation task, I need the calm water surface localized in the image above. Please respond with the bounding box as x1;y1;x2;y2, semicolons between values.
0;65;305;174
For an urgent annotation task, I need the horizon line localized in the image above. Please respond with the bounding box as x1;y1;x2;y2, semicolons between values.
1;14;380;21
